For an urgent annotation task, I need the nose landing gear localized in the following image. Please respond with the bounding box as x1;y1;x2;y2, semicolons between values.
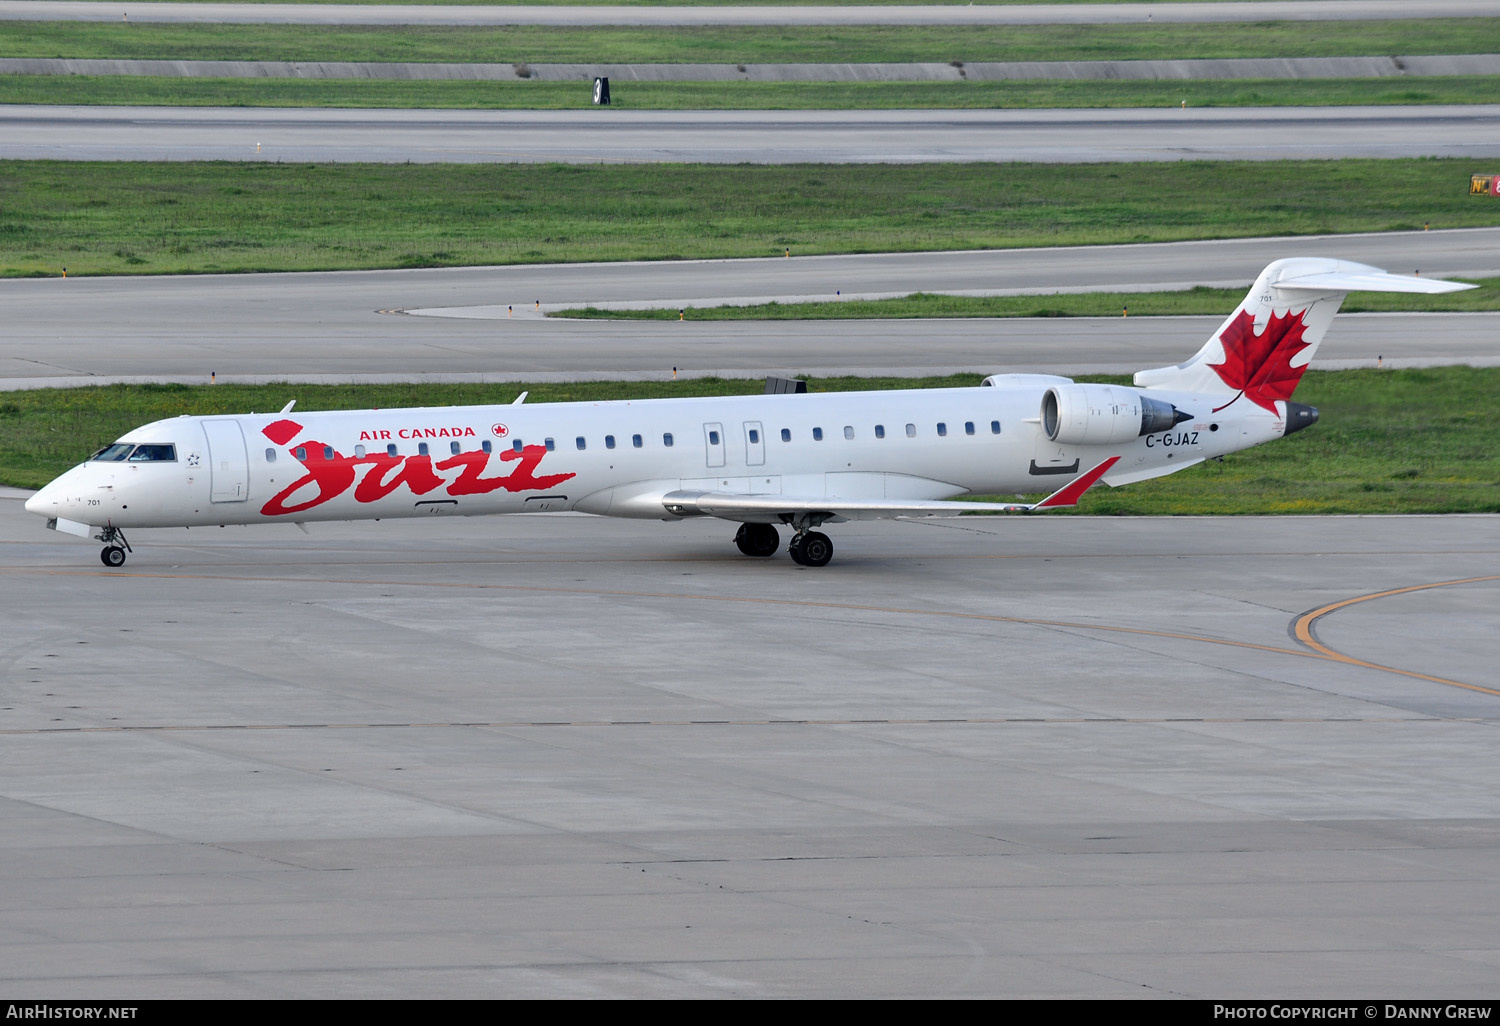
97;526;131;568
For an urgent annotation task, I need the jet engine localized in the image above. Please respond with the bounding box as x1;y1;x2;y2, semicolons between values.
1042;384;1188;446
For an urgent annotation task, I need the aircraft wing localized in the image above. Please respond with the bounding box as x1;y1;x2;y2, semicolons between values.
660;457;1118;522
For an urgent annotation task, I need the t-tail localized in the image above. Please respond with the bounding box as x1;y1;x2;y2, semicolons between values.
1133;258;1474;422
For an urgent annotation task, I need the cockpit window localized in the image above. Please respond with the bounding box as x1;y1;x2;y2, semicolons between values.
127;444;177;462
91;443;135;462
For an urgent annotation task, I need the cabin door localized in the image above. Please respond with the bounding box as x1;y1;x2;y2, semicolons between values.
201;419;250;503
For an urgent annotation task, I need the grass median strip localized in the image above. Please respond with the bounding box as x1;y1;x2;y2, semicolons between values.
3;368;1496;513
4;19;1496;64
2;75;1495;111
4;159;1498;278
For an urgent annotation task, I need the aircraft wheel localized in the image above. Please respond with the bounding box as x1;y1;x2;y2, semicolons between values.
101;545;127;568
789;531;832;567
798;531;833;567
735;523;779;558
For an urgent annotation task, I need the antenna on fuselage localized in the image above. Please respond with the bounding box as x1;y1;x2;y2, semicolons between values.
512;391;528;405
280;400;296;413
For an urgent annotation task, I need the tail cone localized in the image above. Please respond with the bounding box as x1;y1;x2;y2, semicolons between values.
1283;402;1319;436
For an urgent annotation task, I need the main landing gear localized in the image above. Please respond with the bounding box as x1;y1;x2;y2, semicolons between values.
734;522;780;558
97;526;131;568
733;521;834;567
788;530;833;567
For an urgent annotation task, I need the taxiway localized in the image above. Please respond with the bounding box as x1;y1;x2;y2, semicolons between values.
7;104;1500;164
2;489;1497;997
2;231;1495;387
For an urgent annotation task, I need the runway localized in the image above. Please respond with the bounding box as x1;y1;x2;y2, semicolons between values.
1;231;1495;387
7;104;1500;164
2;487;1497;996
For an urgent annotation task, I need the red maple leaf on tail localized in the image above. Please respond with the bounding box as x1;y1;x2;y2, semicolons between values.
1206;308;1312;413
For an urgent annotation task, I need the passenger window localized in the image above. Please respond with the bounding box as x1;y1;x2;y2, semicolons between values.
906;424;916;438
965;422;975;436
418;442;429;457
663;433;674;447
843;426;854;440
813;427;823;441
450;441;461;455
295;446;307;462
991;421;1002;435
355;445;367;458
875;425;885;439
325;446;335;460
387;443;399;457
632;434;643;448
748;429;759;444
576;437;586;450
482;440;492;454
265;448;277;463
545;437;555;451
513;439;524;452
937;423;947;437
606;435;616;449
709;430;720;445
780;428;791;442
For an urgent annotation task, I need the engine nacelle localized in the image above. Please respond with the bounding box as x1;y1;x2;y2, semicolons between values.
981;373;1075;390
1042;384;1186;445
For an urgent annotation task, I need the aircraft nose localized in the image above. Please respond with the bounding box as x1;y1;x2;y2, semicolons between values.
25;476;77;519
24;485;56;517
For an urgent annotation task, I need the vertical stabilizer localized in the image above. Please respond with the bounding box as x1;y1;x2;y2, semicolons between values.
1133;258;1473;412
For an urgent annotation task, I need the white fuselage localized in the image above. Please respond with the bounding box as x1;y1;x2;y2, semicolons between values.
26;384;1282;531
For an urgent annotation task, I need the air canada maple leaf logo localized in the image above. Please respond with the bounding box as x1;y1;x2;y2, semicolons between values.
1206;308;1312;414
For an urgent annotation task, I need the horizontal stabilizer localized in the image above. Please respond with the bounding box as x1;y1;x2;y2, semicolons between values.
1271;268;1475;295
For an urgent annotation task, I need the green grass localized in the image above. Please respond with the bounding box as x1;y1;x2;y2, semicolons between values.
1073;367;1500;516
3;75;1496;111
556;279;1498;320
4;159;1499;278
4;369;1498;514
4;19;1495;64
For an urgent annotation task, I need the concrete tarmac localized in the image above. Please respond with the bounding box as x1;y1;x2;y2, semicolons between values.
2;488;1497;997
7;104;1500;164
2;231;1495;387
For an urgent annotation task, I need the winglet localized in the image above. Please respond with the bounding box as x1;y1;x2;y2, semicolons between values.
1033;456;1120;509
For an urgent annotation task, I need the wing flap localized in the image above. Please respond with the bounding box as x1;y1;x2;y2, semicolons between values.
661;458;1118;521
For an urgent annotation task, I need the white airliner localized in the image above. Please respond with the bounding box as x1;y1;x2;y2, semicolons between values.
25;258;1472;568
